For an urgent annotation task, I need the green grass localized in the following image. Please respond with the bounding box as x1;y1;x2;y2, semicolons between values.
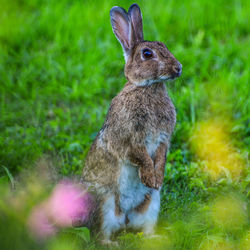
0;0;249;249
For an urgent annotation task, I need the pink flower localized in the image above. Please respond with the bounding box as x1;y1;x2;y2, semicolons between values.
47;181;93;227
27;181;94;239
28;203;57;239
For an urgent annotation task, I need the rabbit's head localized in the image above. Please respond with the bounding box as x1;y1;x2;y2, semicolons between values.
110;4;182;86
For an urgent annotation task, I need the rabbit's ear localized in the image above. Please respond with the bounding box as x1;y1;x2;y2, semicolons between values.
128;4;144;45
110;7;131;59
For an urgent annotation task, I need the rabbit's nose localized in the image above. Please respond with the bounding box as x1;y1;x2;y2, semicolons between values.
173;62;182;77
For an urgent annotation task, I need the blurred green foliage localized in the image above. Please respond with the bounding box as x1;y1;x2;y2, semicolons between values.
0;0;249;249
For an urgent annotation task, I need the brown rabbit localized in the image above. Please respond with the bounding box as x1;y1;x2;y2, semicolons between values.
81;3;182;244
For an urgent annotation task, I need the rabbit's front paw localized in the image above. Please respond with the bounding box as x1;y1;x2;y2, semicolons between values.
154;162;165;189
139;167;157;189
155;168;164;189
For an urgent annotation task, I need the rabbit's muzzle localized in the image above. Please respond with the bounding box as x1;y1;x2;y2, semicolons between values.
170;61;182;79
173;62;182;77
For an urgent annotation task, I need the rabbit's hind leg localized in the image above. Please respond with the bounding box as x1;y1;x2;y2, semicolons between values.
127;189;160;235
101;194;126;242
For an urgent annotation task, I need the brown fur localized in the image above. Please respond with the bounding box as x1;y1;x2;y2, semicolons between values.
82;82;176;189
134;193;152;213
115;193;122;216
154;142;168;188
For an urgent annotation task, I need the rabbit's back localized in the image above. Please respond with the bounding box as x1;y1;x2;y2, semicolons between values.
82;81;176;193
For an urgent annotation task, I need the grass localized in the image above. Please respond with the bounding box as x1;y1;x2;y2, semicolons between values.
0;0;249;249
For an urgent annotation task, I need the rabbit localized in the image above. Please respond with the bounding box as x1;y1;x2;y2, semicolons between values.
81;3;182;244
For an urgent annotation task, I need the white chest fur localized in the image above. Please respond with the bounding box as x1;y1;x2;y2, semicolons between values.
145;131;170;158
118;162;150;213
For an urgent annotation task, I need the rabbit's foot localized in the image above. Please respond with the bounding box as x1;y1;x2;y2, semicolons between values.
142;225;155;236
101;239;119;246
146;234;162;238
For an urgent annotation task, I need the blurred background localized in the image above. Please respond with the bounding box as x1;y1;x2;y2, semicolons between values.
0;0;249;249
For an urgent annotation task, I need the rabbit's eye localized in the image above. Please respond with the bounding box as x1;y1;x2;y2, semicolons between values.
142;48;153;59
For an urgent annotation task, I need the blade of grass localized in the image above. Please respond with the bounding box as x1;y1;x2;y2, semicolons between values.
2;165;15;189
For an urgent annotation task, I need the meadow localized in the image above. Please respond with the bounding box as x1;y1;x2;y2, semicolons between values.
0;0;249;249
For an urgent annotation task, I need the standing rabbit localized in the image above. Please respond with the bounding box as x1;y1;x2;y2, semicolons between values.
81;3;182;244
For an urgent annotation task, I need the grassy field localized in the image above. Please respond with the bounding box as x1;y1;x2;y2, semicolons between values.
0;0;249;249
